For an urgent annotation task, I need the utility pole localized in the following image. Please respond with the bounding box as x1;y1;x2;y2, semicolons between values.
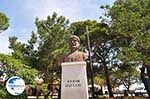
86;26;95;99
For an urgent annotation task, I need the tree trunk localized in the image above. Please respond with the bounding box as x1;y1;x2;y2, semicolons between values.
141;64;150;97
45;68;49;82
103;64;114;97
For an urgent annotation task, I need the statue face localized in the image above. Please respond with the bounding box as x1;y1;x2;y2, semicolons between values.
69;38;80;50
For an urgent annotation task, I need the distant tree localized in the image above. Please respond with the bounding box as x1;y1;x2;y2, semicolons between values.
9;36;25;60
111;62;140;95
70;20;109;46
9;12;71;82
0;53;38;98
32;12;71;81
0;53;38;84
101;0;150;97
0;12;9;33
108;0;150;65
70;20;115;97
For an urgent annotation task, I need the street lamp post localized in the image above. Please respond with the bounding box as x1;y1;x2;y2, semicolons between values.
86;26;95;99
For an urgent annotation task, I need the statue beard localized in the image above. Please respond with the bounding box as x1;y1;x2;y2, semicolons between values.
70;45;79;52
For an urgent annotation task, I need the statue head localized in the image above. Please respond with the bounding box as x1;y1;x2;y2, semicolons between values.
69;35;80;51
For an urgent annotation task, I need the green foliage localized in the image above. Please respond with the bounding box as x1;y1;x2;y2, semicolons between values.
0;86;7;99
0;53;38;98
99;0;150;95
33;12;71;81
112;62;140;90
8;12;71;82
9;36;25;60
41;83;48;94
108;0;150;64
117;47;143;62
35;12;70;64
0;53;38;84
97;1;150;95
70;20;108;46
3;93;27;99
70;20;115;97
94;75;104;86
0;12;9;33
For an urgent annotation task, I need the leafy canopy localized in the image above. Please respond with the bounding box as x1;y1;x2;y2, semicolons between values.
0;12;9;33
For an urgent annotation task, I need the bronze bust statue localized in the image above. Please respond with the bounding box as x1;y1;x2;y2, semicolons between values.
62;35;85;62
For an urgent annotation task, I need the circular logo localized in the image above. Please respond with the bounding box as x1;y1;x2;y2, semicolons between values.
6;76;25;95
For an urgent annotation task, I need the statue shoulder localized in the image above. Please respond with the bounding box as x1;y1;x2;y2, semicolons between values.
77;51;84;54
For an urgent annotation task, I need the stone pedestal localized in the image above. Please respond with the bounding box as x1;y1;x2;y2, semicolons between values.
61;61;89;99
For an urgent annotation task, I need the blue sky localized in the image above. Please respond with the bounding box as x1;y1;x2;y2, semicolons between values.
0;0;115;54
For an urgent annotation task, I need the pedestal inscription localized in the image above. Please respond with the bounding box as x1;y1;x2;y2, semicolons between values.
61;62;89;99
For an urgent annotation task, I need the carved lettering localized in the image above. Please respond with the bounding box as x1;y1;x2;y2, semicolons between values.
65;80;81;88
